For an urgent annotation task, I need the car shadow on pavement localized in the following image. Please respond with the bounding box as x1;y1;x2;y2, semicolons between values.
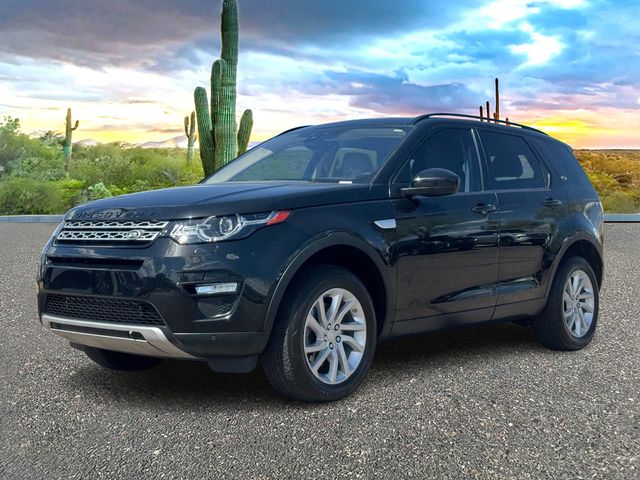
66;322;540;408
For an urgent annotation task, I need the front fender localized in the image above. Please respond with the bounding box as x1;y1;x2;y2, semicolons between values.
262;231;396;340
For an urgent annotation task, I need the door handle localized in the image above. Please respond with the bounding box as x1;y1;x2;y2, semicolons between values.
472;203;497;214
542;198;562;208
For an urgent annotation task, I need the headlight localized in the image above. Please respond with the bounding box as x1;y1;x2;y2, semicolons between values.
170;210;291;244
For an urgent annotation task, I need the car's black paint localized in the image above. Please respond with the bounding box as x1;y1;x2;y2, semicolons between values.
38;116;604;365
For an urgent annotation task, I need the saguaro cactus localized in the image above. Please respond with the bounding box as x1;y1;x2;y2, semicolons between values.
184;111;197;164
479;77;503;123
63;108;79;165
194;0;253;176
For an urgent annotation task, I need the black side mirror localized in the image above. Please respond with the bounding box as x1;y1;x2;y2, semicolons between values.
401;168;460;197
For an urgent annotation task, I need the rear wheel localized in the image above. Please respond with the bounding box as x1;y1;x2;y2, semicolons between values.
83;347;163;371
261;266;377;402
532;256;599;351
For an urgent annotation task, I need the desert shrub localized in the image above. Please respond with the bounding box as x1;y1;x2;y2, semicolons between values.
600;191;640;214
0;177;64;214
86;182;113;200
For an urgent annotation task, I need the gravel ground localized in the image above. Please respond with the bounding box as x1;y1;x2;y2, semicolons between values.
0;223;638;479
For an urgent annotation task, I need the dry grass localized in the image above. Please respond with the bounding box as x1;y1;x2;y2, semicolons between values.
575;150;640;213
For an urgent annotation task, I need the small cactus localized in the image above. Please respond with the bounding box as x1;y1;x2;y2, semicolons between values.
63;108;79;167
184;111;197;164
194;0;253;176
494;78;500;123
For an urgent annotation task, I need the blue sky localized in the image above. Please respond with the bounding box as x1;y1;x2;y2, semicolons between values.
0;0;638;147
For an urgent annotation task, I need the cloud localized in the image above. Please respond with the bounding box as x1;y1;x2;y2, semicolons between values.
0;0;482;68
0;0;639;148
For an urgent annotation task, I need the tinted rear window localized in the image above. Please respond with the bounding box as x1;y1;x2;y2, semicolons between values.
479;130;546;190
532;139;593;188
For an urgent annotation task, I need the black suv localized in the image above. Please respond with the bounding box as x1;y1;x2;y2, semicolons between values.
38;114;604;402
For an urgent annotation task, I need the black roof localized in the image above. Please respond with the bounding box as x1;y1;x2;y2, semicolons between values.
280;113;564;145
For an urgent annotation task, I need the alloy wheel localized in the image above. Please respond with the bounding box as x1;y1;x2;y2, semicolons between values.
562;269;595;338
303;288;367;385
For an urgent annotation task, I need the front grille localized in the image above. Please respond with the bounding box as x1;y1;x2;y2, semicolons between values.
55;220;169;245
44;294;166;326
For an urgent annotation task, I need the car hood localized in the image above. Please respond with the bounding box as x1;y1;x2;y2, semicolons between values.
65;181;383;221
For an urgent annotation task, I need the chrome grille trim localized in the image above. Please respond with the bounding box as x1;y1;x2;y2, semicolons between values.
56;220;169;244
63;220;169;230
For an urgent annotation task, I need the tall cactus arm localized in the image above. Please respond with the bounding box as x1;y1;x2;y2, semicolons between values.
211;59;224;128
213;58;237;170
194;87;216;176
72;120;79;130
184;115;190;138
237;109;253;155
220;0;239;95
189;111;196;141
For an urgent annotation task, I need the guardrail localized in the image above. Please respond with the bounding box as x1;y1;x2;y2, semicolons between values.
2;214;640;223
0;215;64;222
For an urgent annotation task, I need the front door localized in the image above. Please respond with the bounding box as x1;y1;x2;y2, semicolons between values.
391;127;500;326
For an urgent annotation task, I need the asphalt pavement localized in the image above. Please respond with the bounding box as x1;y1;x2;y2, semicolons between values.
0;223;638;479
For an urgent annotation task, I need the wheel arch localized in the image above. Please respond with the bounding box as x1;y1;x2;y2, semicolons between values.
546;231;604;296
263;233;395;340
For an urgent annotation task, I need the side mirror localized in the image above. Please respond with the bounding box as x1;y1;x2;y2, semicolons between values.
401;168;460;197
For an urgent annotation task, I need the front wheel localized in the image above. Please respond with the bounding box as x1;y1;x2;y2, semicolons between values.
532;256;600;351
261;266;377;402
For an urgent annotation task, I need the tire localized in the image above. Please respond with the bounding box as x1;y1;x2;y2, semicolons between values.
83;347;163;371
532;256;599;351
261;266;377;402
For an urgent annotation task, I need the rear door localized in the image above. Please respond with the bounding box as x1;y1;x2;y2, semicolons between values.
391;127;500;323
477;129;568;307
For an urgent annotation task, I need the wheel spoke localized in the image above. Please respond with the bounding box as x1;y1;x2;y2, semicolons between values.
580;301;594;313
341;335;365;353
328;349;339;383
310;347;331;372
564;283;573;298
566;311;576;332
335;299;356;325
326;291;343;324
340;322;366;332
316;297;328;326
306;314;325;337
337;342;351;378
576;308;586;335
304;341;326;354
579;289;593;300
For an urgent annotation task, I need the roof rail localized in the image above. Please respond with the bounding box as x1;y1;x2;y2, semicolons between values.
275;125;310;137
412;113;548;135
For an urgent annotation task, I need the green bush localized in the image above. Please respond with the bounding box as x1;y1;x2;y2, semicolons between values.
0;177;65;214
2;116;637;215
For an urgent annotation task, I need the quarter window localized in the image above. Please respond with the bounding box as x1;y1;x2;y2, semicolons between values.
480;131;545;190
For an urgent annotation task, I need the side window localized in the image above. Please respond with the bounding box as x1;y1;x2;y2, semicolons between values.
532;139;592;188
395;128;482;193
480;131;545;190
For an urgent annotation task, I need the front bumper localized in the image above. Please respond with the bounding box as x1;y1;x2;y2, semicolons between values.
43;314;198;359
38;224;309;360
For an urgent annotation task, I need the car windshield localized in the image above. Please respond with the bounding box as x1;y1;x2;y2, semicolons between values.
204;125;411;184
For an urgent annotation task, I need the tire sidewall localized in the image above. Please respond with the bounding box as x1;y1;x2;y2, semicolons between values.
286;268;377;401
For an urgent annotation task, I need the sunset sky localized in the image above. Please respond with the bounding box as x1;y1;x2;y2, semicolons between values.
0;0;639;148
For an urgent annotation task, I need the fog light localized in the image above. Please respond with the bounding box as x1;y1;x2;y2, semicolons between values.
195;282;238;295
